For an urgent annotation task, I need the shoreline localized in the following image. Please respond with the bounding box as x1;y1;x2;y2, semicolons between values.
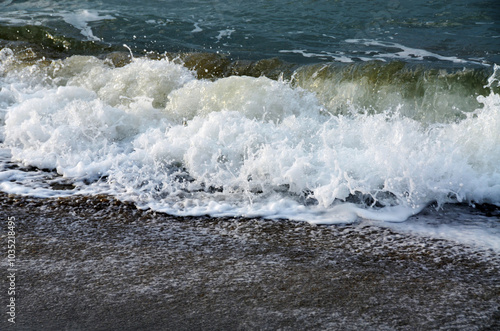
1;192;499;330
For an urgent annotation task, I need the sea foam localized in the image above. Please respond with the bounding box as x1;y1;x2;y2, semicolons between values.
1;51;499;225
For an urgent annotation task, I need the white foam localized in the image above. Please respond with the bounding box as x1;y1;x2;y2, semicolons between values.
280;49;375;63
192;22;203;33
1;52;499;236
216;29;235;42
345;39;489;66
145;19;174;26
59;10;115;41
385;205;500;252
280;38;487;65
0;16;37;25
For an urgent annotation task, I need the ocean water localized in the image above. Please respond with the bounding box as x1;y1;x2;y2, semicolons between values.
0;0;499;250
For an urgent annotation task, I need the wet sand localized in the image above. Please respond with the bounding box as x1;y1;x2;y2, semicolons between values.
1;192;499;330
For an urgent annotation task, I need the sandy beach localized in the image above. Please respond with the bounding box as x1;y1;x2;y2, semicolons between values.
1;192;499;330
